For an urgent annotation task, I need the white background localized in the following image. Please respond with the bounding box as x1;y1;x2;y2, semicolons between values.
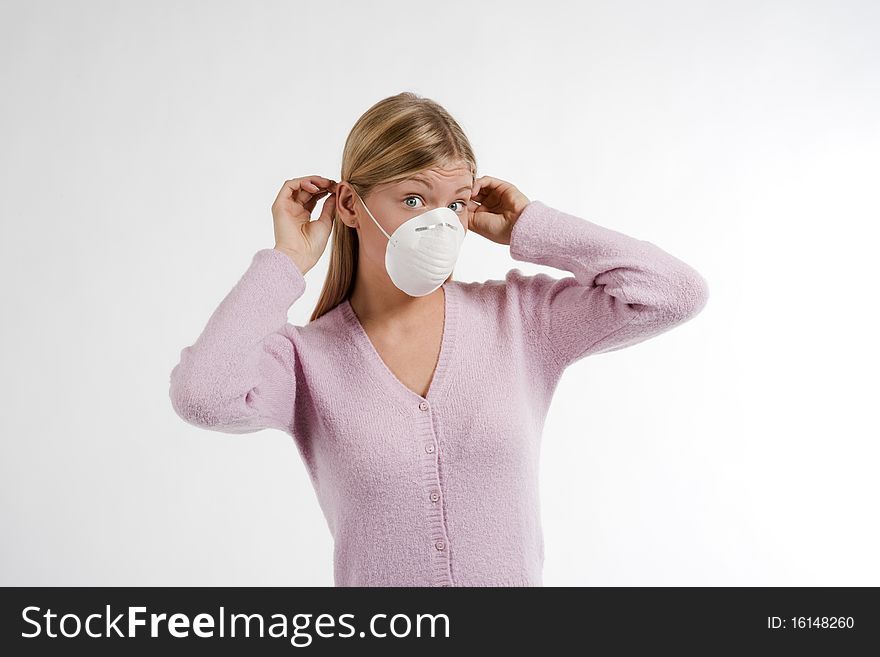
1;0;877;586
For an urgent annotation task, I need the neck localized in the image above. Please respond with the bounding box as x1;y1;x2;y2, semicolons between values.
348;257;445;327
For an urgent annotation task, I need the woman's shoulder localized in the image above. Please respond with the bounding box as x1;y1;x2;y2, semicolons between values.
283;299;351;346
451;268;563;307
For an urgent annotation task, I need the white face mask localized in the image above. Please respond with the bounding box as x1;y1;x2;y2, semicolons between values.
355;191;466;297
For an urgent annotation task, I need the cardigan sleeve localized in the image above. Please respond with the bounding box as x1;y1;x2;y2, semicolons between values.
507;200;709;370
169;248;306;434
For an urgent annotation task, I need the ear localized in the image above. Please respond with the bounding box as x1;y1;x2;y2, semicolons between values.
335;181;360;229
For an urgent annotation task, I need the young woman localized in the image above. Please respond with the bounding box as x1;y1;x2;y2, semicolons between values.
169;92;710;587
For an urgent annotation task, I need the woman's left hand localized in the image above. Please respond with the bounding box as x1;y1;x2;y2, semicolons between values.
467;175;531;245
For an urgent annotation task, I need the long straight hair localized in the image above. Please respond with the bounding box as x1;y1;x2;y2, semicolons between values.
309;92;478;322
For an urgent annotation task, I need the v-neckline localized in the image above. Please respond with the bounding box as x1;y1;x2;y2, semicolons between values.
340;281;458;409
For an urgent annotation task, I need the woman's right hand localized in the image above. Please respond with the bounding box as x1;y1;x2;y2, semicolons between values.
271;175;338;275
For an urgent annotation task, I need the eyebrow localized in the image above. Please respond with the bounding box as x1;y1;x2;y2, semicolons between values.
406;177;473;195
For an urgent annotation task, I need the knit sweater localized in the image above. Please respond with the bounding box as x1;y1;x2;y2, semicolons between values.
169;199;709;587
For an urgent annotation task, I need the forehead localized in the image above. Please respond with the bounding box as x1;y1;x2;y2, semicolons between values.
399;165;473;188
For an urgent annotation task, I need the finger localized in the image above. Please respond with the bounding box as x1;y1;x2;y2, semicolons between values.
302;176;339;206
472;176;506;207
302;190;326;213
304;176;337;191
291;181;317;208
302;187;336;214
273;179;306;213
472;175;505;203
307;176;337;197
470;176;485;200
301;180;325;210
315;192;336;230
277;177;336;212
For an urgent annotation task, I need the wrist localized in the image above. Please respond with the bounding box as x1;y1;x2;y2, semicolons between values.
273;245;310;276
510;198;530;222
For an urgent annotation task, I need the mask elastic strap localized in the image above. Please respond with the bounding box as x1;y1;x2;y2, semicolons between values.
355;192;392;241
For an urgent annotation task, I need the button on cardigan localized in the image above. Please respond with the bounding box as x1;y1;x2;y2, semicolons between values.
169;199;709;587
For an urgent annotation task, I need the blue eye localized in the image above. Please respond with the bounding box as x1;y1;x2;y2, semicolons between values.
404;196;466;212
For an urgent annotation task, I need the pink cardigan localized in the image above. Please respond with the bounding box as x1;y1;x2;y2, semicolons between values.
169;200;709;586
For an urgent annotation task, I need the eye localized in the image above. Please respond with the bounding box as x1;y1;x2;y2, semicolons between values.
404;195;467;212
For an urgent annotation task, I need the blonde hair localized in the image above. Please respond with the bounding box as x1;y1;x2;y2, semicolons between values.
309;92;477;322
